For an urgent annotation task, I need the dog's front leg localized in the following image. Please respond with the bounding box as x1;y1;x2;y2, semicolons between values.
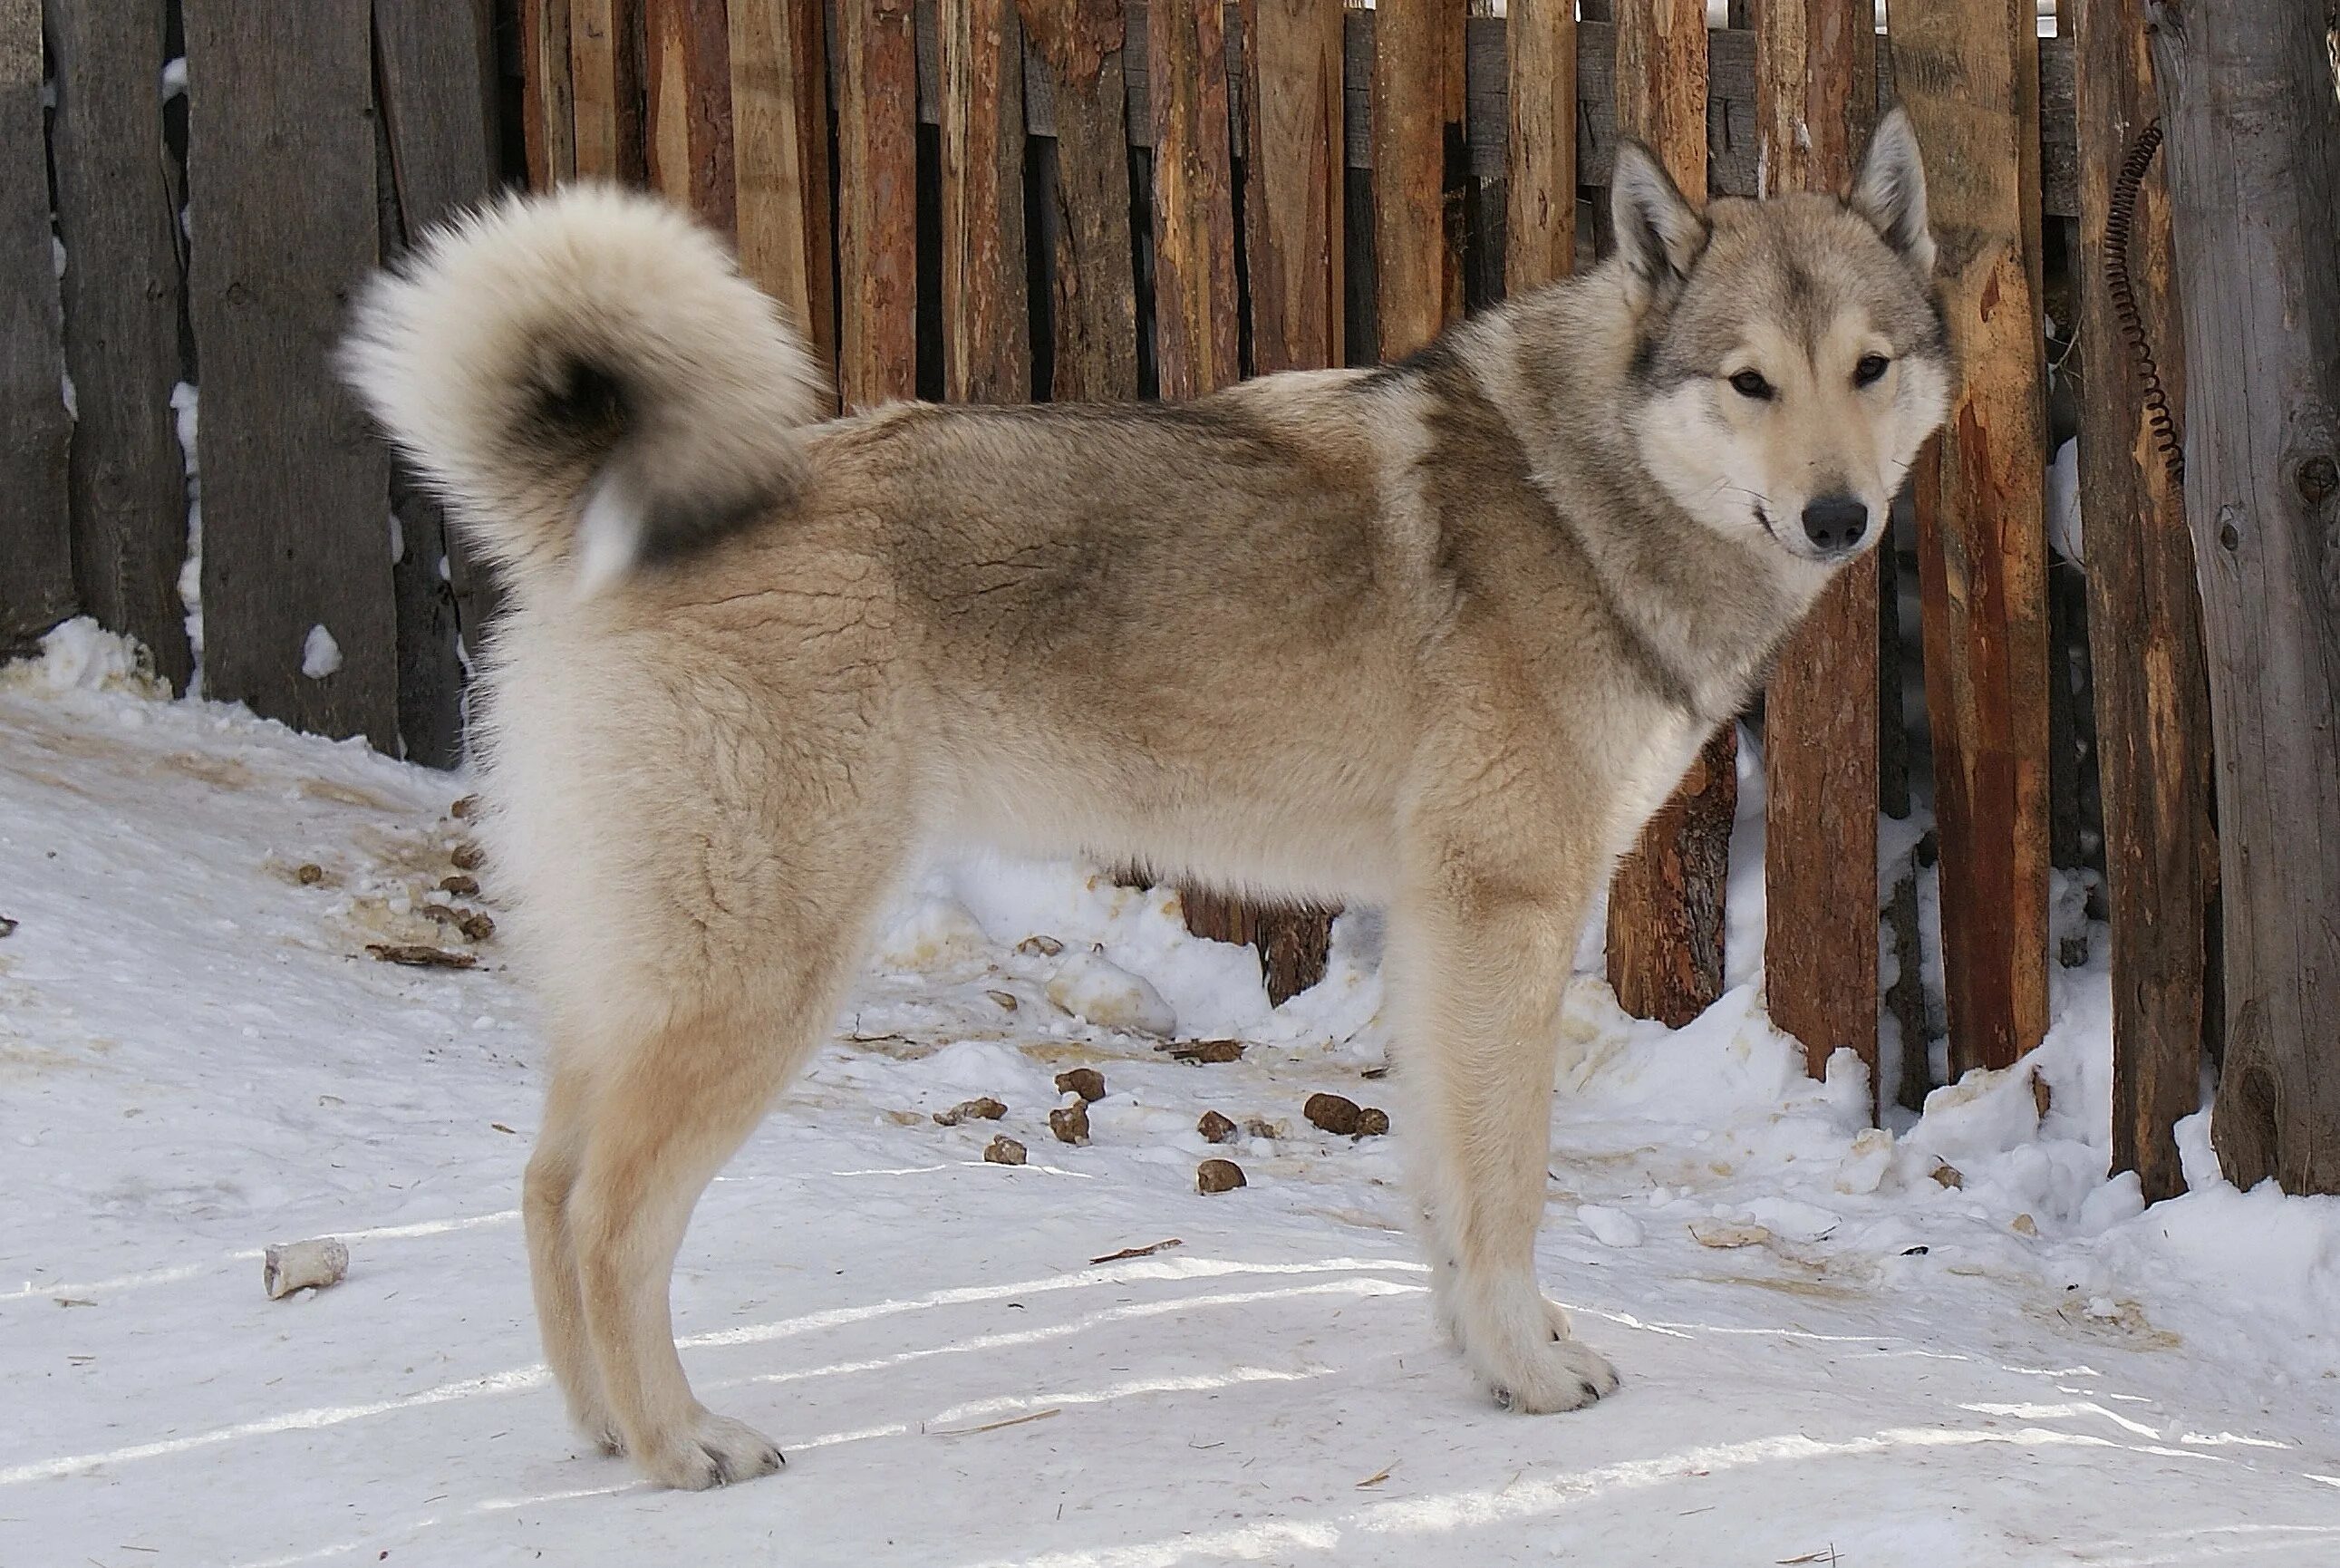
1389;856;1619;1412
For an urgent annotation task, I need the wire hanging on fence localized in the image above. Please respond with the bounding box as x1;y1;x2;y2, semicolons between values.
2103;117;2185;486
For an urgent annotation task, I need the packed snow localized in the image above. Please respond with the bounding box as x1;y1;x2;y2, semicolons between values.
4;620;2337;1567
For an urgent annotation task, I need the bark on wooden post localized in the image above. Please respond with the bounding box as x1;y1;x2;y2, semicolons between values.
2149;0;2340;1194
645;0;737;235
1369;0;1462;360
731;0;836;394
1607;0;1736;1030
185;0;400;750
1147;0;1240;399
1888;0;2053;1077
0;0;72;659
520;0;576;188
572;0;644;182
1504;0;1577;294
1756;0;1880;1096
1019;2;1138;402
939;0;1030;402
44;0;192;686
2072;0;2214;1204
836;0;921;411
1239;0;1343;373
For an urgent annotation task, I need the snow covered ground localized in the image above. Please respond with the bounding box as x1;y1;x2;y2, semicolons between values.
4;622;2338;1568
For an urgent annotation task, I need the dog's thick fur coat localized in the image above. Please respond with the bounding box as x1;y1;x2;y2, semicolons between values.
343;115;1952;1488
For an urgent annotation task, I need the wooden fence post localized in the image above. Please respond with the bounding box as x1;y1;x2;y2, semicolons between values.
44;0;191;687
1504;0;1576;295
375;0;502;767
2071;0;2214;1204
572;0;644;182
836;0;920;411
185;0;399;750
940;0;1030;403
2149;0;2340;1195
1019;2;1139;400
1607;0;1736;1030
1756;0;1881;1099
1888;0;2052;1077
0;0;73;660
733;0;836;396
520;0;577;188
645;0;737;234
1370;0;1462;361
1240;0;1342;373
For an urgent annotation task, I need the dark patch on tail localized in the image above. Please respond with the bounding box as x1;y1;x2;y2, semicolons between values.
527;354;631;455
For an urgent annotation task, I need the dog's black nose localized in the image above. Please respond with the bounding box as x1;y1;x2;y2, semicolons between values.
1800;495;1869;554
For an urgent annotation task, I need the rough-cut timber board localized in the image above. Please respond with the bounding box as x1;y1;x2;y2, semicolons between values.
520;0;576;187
571;0;644;182
1605;0;1736;1031
2070;0;2212;1205
44;0;189;685
1018;0;1138;402
0;0;73;657
645;0;736;234
1756;0;1880;1097
836;0;919;410
185;0;399;749
375;0;502;767
1890;0;2052;1077
732;0;836;394
1369;0;1462;359
2151;1;2340;1194
1504;0;1577;292
939;0;1030;402
1239;0;1341;373
1146;0;1240;399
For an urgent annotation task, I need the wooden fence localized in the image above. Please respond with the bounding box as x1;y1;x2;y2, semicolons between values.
5;0;2228;1198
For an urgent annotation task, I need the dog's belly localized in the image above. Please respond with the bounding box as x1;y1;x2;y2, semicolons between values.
936;737;1404;906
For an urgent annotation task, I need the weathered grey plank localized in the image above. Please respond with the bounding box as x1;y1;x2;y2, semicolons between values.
46;0;190;683
186;0;399;748
1;0;77;656
375;0;500;766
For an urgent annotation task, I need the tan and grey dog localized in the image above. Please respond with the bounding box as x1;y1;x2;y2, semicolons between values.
343;110;1951;1489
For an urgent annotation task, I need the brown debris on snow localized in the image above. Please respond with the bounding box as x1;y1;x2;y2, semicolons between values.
1196;1109;1238;1143
1196;1158;1246;1194
1162;1038;1243;1064
934;1098;1008;1127
983;1135;1028;1166
1049;1100;1091;1145
1055;1068;1107;1102
366;944;476;969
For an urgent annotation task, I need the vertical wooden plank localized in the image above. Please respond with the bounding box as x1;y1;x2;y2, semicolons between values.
1605;0;1735;1030
939;0;1030;402
1239;0;1342;371
732;0;837;391
2071;0;2212;1204
645;0;736;234
0;0;72;658
185;0;399;749
1756;0;1881;1095
1504;0;1575;294
1146;0;1239;398
1020;0;1139;402
836;0;919;409
519;0;575;187
1890;0;2052;1076
572;0;643;182
374;0;503;767
1370;0;1462;360
44;0;189;682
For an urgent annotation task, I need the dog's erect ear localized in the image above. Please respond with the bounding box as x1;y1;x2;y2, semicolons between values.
1851;107;1937;276
1611;140;1709;309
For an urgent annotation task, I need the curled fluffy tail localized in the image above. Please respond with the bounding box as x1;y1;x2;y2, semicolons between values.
341;184;822;597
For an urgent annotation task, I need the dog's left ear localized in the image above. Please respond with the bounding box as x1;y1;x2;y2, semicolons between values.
1852;108;1937;276
1611;140;1709;310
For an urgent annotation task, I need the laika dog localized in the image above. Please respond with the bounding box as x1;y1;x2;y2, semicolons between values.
343;111;1952;1489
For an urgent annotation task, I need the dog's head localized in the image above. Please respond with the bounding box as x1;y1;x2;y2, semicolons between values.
1612;109;1953;569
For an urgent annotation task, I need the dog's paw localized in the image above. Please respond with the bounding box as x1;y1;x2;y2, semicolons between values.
633;1409;787;1490
1484;1332;1620;1414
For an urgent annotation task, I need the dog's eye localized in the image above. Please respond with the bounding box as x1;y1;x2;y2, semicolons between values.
1727;370;1774;401
1855;353;1891;387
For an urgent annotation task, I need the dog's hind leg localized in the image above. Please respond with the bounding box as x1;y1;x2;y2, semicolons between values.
523;1054;617;1451
1389;841;1619;1414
